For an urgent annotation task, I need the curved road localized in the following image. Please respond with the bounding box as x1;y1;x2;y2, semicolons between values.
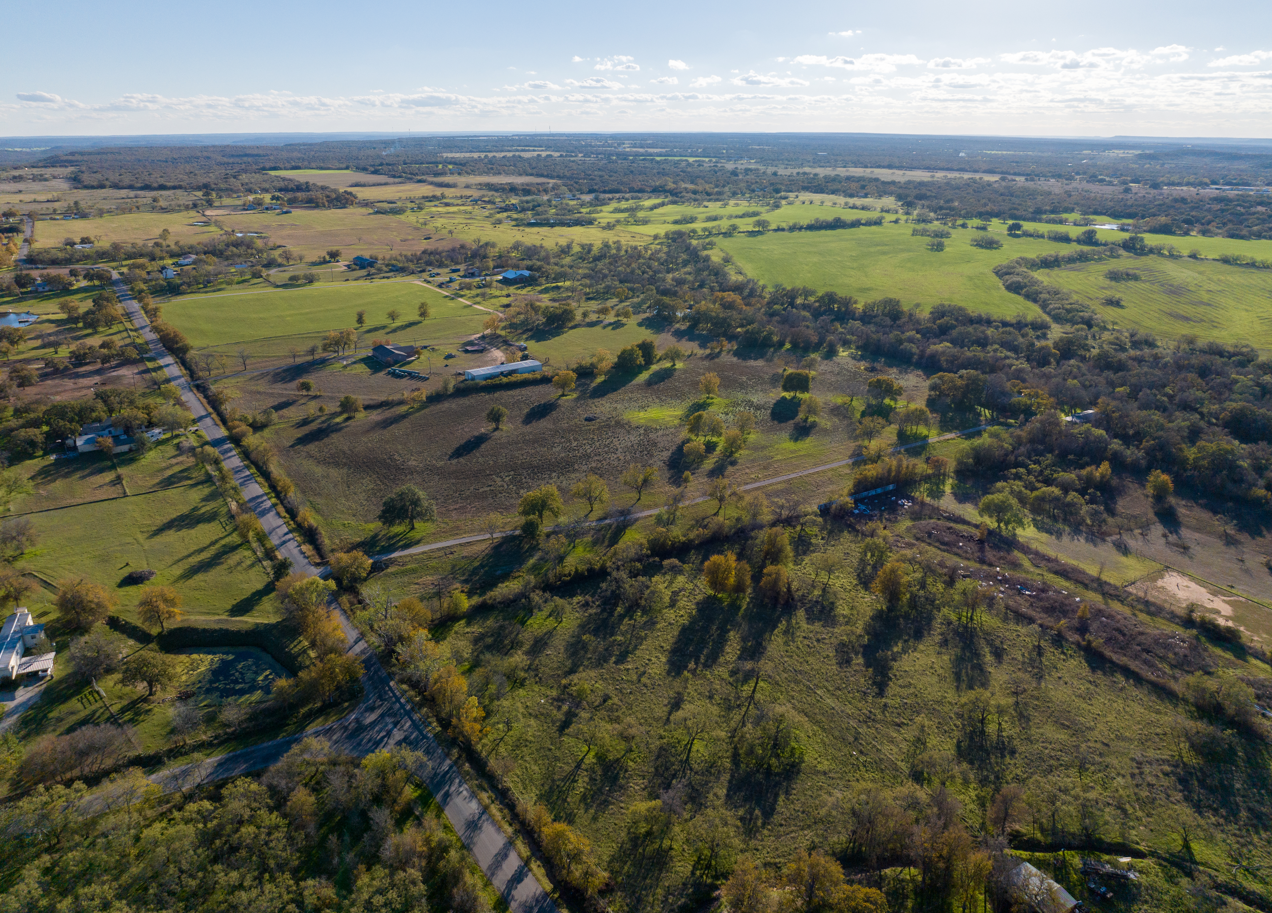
368;422;995;563
117;278;557;913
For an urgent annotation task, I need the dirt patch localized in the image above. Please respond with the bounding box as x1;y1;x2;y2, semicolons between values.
1131;570;1235;615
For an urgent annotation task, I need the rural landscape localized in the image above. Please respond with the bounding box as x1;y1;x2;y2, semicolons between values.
3;28;1272;913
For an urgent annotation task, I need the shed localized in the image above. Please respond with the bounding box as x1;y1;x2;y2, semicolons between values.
371;344;416;366
464;359;543;381
1004;862;1084;913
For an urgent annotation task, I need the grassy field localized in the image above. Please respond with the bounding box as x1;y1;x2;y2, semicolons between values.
216;207;436;259
163;280;489;359
516;318;657;367
175;646;289;705
422;516;1272;912
29;211;221;251
20;466;275;626
15;437;203;514
1045;255;1272;348
715;223;1046;317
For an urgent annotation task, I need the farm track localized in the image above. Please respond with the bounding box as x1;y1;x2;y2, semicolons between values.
367;423;995;563
117;276;558;913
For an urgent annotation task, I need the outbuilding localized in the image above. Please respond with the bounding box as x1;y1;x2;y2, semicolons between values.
464;359;542;381
371;344;417;366
1004;862;1084;913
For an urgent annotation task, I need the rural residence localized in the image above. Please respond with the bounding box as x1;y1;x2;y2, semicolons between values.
66;419;163;455
499;269;532;282
351;256;378;269
0;610;54;683
464;359;542;381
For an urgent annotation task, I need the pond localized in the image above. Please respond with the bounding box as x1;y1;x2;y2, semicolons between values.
0;312;38;328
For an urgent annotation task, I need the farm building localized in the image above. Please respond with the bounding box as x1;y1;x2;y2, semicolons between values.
464;359;542;381
371;344;417;366
1065;410;1097;424
0;610;54;683
351;256;378;269
500;269;532;282
159;266;177;279
1004;862;1084;913
176;255;197;266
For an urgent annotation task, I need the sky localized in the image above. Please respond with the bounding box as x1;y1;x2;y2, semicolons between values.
6;0;1271;138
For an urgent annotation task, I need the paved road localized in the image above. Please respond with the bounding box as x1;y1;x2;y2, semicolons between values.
119;278;557;913
368;422;995;563
0;679;48;734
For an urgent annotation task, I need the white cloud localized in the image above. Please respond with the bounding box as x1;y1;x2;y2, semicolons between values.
668;59;690;70
595;56;638;71
565;76;623;89
829;30;857;37
793;54;924;73
1000;48;1151;70
928;57;990;69
16;91;63;104
1209;50;1272;66
1152;44;1191;62
571;56;585;63
505;80;561;91
690;75;722;87
731;71;810;87
651;76;679;85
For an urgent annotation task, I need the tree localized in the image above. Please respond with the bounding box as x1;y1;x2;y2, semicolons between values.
356;309;367;327
798;395;822;424
236;347;250;371
417;301;431;320
703;551;749;598
758;565;791;606
0;467;33;512
979;492;1026;535
378;485;436;531
781;370;812;394
722;858;776;913
326;249;341;262
339;395;363;417
120;651;180;699
55;577;115;630
858;416;886;443
66;628;126;681
136;586;183;633
700;372;721;397
988;784;1026;836
571;474;609;515
519;484;563;522
866;376;904;402
552;370;577;397
615;344;645;372
621;464;657;502
871;559;909;608
387;308;401;324
486;404;508;430
329;551;371;588
1147;469;1174;505
659;345;686;365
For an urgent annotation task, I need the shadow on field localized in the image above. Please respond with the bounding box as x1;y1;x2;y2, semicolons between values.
292;421;343;447
522;400;558;424
644;366;676;386
587;372;637;398
667;595;734;675
769;395;800;424
449;431;492;460
148;488;223;537
228;582;273;617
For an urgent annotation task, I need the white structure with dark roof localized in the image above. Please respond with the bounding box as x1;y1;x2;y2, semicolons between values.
0;610;54;682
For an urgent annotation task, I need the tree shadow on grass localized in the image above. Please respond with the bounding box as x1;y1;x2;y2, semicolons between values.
173;539;243;585
666;595;735;675
522;400;558;424
644;366;676;386
146;492;223;538
587;372;637;398
770;395;800;424
291;421;343;447
449;431;492;460
228;581;274;618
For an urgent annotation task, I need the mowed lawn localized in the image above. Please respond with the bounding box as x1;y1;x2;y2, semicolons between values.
163;282;488;357
21;480;275;625
715;223;1049;318
518;318;659;366
1046;256;1272;348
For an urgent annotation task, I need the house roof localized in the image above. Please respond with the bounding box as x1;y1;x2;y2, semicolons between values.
371;344;415;364
1005;863;1082;913
465;359;542;380
17;654;53;675
501;269;532;279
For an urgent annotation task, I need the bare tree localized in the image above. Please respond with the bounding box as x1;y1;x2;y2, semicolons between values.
236;348;250;372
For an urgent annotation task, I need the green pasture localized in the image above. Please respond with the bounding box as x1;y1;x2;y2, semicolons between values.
516;318;659;366
217;208;432;259
15;437;202;514
1046;255;1272;348
21;478;275;625
163;281;488;356
714;222;1047;317
30;211;221;251
176;647;290;705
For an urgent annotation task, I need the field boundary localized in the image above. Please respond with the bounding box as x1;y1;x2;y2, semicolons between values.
10;479;206;519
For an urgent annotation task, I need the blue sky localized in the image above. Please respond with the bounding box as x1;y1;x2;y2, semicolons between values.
7;0;1271;137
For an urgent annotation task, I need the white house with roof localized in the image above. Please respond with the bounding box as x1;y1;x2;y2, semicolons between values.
66;419;163;455
0;610;54;682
